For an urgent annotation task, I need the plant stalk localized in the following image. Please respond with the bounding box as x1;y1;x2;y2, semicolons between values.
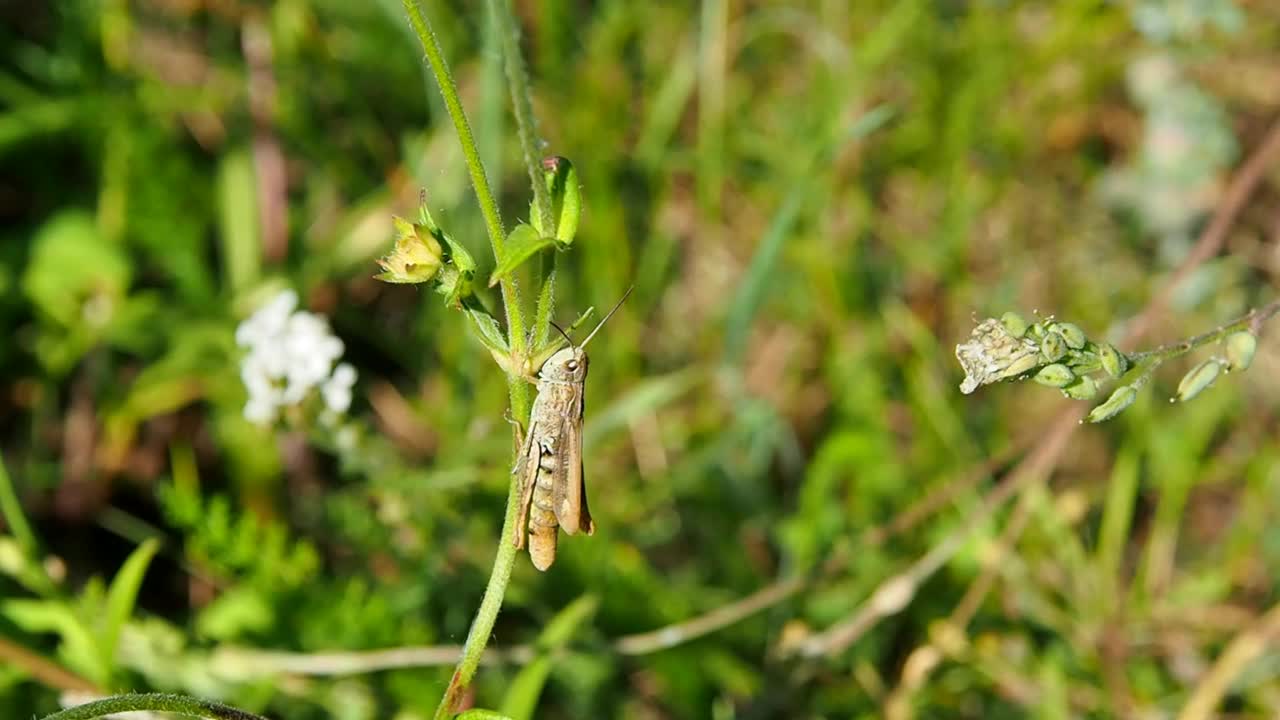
39;693;267;720
401;0;529;422
400;2;551;717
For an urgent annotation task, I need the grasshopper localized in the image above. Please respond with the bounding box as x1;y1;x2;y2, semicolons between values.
513;288;632;570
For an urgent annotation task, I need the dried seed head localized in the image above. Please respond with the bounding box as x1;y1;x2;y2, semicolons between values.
1225;331;1257;371
1086;385;1138;423
1175;358;1222;402
956;318;1042;394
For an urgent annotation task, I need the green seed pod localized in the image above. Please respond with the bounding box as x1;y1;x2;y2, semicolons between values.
1068;352;1102;374
1225;331;1257;371
1062;375;1098;400
531;156;582;246
1054;322;1087;350
1099;343;1127;379
1086;385;1138;423
1003;352;1042;378
1034;363;1075;388
1041;332;1067;363
1175;359;1222;402
1000;311;1029;338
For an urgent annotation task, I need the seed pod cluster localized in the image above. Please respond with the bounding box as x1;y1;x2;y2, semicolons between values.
957;312;1146;422
959;312;1267;424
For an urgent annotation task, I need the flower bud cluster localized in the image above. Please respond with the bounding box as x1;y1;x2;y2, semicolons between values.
236;289;357;425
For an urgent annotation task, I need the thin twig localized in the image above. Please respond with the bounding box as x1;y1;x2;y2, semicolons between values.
1126;116;1280;345
0;637;97;694
795;409;1083;658
615;578;804;655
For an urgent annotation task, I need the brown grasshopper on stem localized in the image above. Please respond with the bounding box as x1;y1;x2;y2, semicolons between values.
513;288;632;570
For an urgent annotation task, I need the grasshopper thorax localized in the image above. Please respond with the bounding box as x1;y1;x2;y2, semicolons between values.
539;346;589;384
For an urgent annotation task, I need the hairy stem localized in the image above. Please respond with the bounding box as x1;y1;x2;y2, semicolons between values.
401;0;529;421
1124;299;1280;384
1130;300;1280;363
39;693;267;720
400;2;543;717
488;0;559;356
487;0;553;231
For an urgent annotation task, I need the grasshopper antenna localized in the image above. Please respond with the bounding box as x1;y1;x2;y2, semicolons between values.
549;321;574;346
579;286;634;349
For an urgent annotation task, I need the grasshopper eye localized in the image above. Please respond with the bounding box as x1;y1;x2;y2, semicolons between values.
566;360;579;371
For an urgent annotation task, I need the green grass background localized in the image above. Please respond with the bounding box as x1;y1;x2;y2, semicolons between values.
2;1;1279;718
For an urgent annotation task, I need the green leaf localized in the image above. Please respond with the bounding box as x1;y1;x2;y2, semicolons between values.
0;455;54;595
489;224;557;288
530;156;581;245
500;658;552;720
465;303;510;358
22;211;130;328
2;599;104;685
455;711;515;720
500;595;598;720
434;229;477;307
0;455;38;563
102;538;161;670
217;149;260;293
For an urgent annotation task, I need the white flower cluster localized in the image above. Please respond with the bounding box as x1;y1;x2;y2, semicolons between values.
236;289;357;425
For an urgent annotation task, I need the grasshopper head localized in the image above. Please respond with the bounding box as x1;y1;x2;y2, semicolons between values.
540;345;589;383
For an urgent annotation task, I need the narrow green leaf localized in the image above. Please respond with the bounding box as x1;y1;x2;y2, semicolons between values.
0;454;54;594
489;224;557;287
0;454;38;560
2;599;104;685
455;710;515;720
500;595;599;720
101;538;161;671
465;304;510;356
216;149;260;293
500;658;552;720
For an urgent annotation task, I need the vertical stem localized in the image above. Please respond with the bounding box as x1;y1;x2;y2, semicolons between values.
399;3;533;717
401;0;529;409
488;0;554;232
489;0;559;355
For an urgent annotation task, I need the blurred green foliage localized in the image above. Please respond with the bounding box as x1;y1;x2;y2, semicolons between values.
3;1;1280;718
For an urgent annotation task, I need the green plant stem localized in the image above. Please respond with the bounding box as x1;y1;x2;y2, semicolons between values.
1130;300;1280;363
1125;300;1280;379
401;0;529;416
488;0;559;357
400;2;537;717
39;693;267;720
487;0;554;231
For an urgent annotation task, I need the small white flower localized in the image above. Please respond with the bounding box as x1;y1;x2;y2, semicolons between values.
236;289;357;425
322;362;357;414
